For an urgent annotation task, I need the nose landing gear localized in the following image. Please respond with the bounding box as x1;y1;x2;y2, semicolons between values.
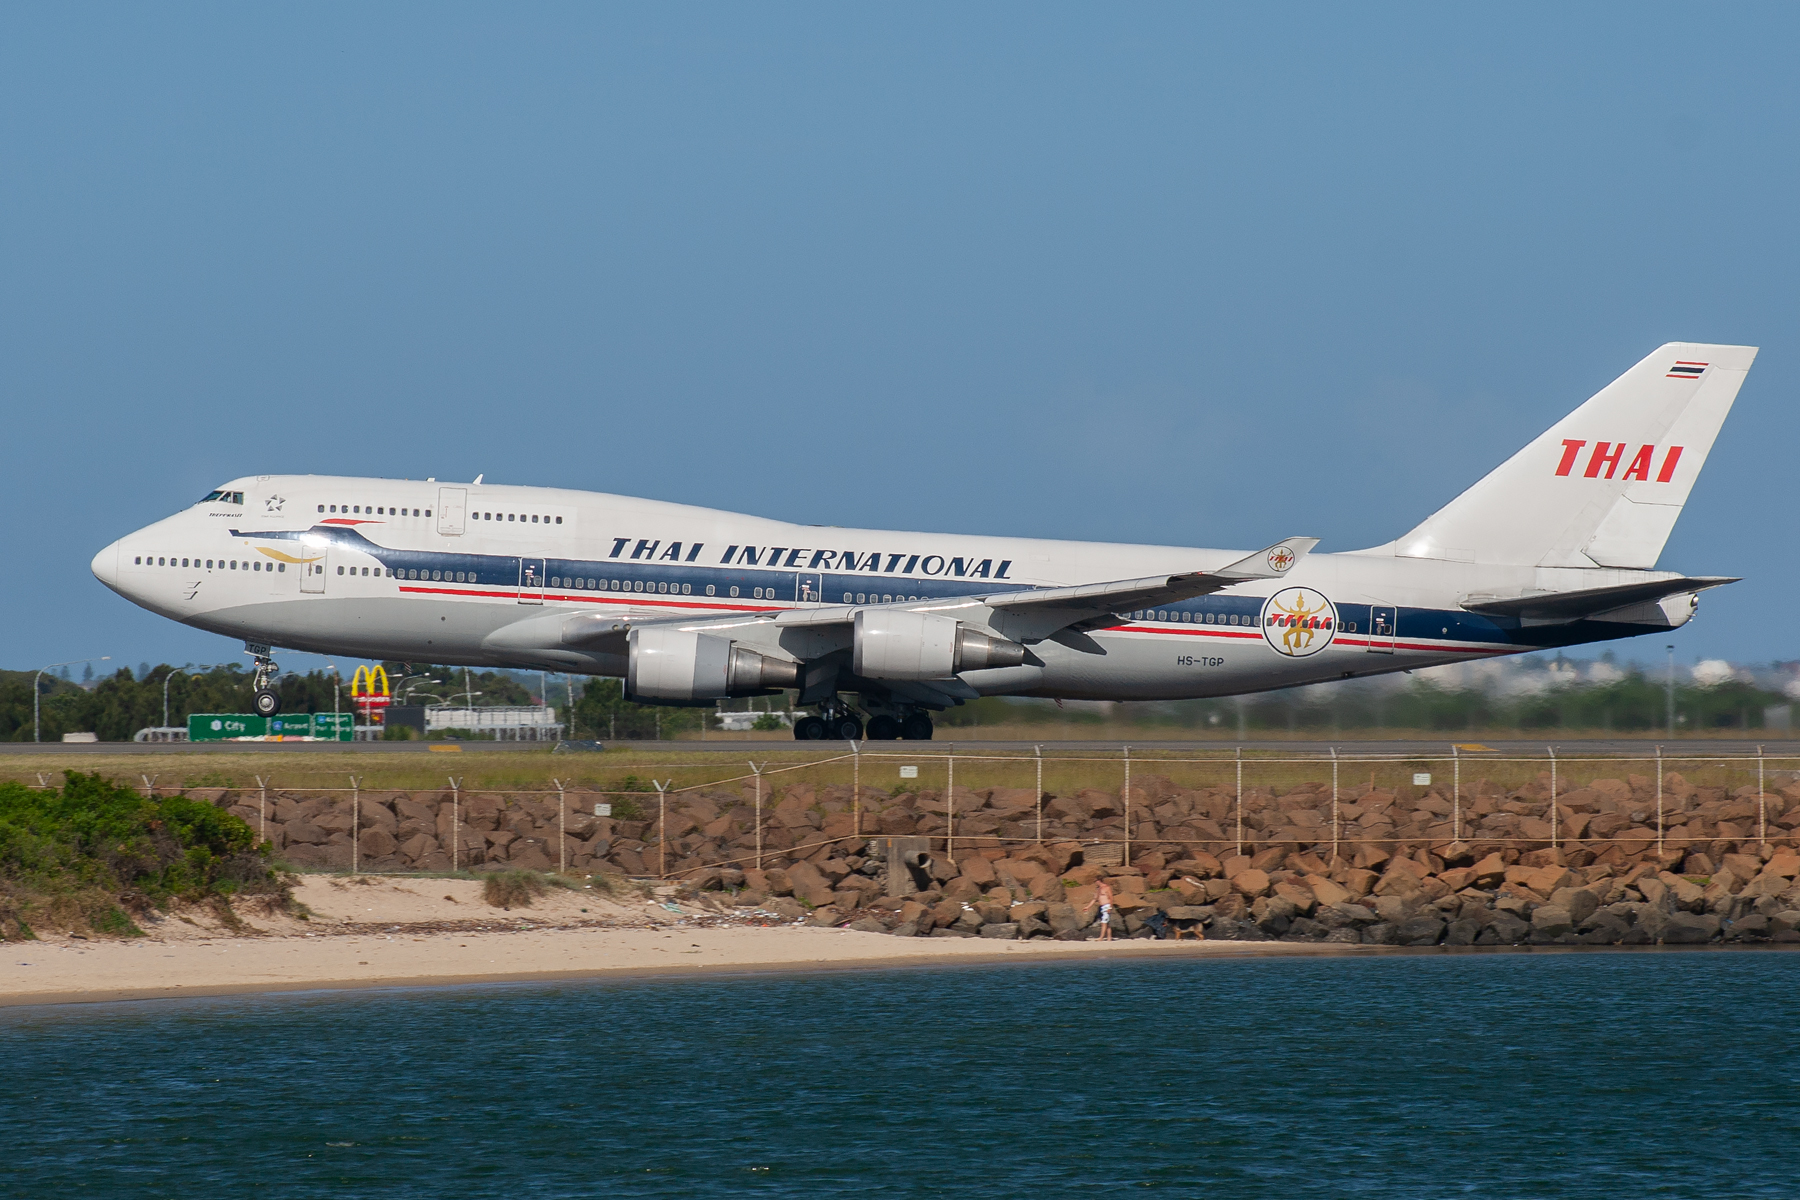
247;644;282;717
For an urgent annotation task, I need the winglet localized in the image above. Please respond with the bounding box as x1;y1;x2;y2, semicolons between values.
1215;537;1320;581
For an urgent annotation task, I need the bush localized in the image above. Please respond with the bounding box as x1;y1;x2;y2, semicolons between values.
0;771;289;938
483;870;548;910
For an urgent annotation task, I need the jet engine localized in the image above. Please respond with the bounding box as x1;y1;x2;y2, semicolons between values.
627;627;802;703
852;609;1026;681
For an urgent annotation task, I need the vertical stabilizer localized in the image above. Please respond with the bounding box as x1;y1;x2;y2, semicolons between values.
1380;342;1756;569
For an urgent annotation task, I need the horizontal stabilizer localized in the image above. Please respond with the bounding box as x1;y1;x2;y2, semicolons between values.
1460;576;1737;622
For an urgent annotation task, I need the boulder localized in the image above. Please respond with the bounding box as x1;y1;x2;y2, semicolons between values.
807;906;845;927
1396;916;1446;946
764;897;807;922
1530;906;1575;939
1444;918;1482;946
1487;912;1532;944
1272;881;1317;915
1471;853;1508;886
1660;912;1722;944
1229;869;1271;899
958;856;998;887
1302;875;1350;907
978;922;1020;940
1549;887;1600;926
284;821;328;846
357;828;398;859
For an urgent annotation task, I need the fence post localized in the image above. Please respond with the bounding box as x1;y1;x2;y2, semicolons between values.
1547;748;1557;851
554;777;566;875
1122;745;1131;868
1655;747;1664;857
749;761;766;870
1759;745;1767;847
1235;747;1243;858
1451;744;1460;844
350;775;361;875
851;741;861;838
946;749;956;866
1034;744;1044;844
449;776;462;871
1330;747;1339;863
255;775;268;846
141;774;157;797
654;779;671;879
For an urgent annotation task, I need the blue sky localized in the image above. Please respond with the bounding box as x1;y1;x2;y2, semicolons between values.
4;3;1796;677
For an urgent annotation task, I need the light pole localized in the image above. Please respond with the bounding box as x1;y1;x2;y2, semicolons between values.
34;657;110;742
163;666;190;729
1666;644;1676;737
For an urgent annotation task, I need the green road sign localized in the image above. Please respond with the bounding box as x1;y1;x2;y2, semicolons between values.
189;714;266;741
313;712;354;741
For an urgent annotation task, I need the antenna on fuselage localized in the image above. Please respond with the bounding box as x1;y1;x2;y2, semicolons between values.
473;474;484;485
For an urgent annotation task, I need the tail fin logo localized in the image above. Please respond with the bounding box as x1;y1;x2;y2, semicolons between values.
1666;360;1708;380
1260;587;1336;658
1554;440;1683;483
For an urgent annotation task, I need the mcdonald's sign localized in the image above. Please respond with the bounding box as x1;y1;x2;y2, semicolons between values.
350;664;392;714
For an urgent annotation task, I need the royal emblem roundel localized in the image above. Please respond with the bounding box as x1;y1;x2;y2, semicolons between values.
1260;587;1337;657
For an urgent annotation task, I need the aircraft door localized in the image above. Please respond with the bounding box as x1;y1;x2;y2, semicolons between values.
796;571;822;605
1367;604;1396;653
301;546;327;593
519;557;544;604
437;488;467;536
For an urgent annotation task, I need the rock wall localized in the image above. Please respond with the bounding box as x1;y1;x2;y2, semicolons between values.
187;770;1800;945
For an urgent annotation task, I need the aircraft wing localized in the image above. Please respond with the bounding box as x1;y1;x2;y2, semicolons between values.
548;537;1320;651
975;537;1319;640
1459;576;1737;623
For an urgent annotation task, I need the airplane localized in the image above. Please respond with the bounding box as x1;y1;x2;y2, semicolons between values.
92;341;1755;741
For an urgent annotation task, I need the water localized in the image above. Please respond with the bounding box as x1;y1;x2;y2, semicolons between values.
4;950;1797;1198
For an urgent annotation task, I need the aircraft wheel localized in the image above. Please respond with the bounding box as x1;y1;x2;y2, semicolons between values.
865;715;902;741
793;715;827;740
252;688;281;718
829;715;864;741
900;713;934;740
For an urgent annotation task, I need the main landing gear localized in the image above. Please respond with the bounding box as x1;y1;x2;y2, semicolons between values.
858;713;934;740
249;648;282;717
792;698;936;741
793;701;864;742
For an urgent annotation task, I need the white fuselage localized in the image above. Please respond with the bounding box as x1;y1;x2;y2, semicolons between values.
92;475;1692;704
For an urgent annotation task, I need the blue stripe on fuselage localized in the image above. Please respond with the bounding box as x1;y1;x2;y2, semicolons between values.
232;526;1660;655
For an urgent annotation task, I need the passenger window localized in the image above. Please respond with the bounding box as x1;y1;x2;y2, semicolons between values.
278;563;285;572
705;585;715;596
681;583;691;595
317;505;324;513
555;516;562;524
730;586;740;598
337;566;344;575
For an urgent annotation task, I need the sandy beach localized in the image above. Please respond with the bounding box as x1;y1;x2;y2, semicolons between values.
0;875;1368;1007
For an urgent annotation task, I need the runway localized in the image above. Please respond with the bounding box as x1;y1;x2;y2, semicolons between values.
5;737;1798;759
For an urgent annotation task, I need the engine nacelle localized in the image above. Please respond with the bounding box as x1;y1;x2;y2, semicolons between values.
853;609;1026;680
627;627;802;703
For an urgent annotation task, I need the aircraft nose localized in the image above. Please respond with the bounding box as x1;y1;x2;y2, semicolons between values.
91;540;121;590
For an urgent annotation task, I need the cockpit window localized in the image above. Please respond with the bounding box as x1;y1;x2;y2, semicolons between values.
200;490;244;505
